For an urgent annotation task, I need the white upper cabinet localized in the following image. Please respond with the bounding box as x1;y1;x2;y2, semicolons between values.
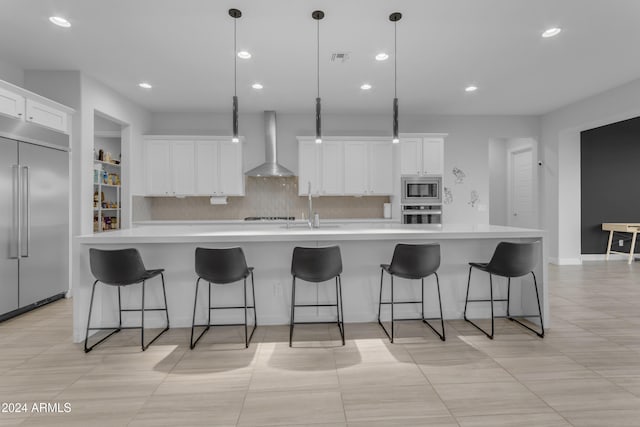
298;140;321;195
195;141;218;195
0;86;25;120
368;141;393;194
170;141;196;195
422;138;444;175
344;141;368;195
145;140;172;196
400;136;444;176
144;137;244;197
0;80;72;134
298;137;394;196
321;141;344;195
25;99;68;134
218;141;243;196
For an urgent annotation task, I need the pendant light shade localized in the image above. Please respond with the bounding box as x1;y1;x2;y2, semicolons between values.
229;8;242;143
312;10;324;144
390;12;402;144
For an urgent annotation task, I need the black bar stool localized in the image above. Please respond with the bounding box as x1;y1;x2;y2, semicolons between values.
190;247;257;349
85;248;170;353
464;241;544;339
378;243;445;343
290;246;345;347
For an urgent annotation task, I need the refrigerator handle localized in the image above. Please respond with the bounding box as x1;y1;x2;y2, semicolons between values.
18;166;31;258
22;166;31;258
10;164;21;259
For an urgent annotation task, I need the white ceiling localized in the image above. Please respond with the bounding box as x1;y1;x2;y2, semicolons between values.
2;0;640;115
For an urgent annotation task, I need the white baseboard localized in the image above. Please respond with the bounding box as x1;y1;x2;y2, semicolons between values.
581;253;635;262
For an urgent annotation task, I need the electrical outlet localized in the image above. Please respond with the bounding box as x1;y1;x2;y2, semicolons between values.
619;239;624;247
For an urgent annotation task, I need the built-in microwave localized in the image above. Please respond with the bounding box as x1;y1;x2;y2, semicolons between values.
401;176;442;205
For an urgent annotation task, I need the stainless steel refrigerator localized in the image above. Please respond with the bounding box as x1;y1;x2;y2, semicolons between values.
0;115;69;321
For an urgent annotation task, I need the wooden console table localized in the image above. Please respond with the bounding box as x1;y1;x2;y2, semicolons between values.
602;223;640;264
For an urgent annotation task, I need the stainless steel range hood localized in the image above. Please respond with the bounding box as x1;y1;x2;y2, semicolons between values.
245;111;294;177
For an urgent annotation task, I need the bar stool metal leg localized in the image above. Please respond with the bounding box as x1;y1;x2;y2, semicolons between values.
190;278;210;349
508;272;544;338
336;275;345;345
464;268;496;339
289;276;296;347
84;280;121;353
422;273;445;341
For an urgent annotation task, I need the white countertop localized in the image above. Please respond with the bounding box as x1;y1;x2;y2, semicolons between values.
132;218;398;226
77;223;545;244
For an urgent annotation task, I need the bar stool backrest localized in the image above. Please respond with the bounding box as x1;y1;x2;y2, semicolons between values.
195;247;250;284
291;246;343;282
89;248;148;286
486;241;540;278
389;243;440;279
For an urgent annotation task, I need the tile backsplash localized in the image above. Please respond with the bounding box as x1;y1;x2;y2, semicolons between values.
134;177;390;221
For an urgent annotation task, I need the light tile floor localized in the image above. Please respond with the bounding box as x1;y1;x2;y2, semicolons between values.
1;262;639;426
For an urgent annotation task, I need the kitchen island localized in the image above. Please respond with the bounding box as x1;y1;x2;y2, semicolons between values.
73;223;547;342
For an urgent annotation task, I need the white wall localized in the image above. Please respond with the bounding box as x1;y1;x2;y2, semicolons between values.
489;138;508;225
541;77;640;264
149;112;540;225
0;58;24;87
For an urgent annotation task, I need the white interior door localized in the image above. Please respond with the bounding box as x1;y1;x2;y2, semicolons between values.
509;147;535;228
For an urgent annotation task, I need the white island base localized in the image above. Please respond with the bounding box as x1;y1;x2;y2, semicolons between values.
73;224;547;343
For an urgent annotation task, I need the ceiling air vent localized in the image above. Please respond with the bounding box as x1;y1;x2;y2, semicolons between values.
330;52;350;63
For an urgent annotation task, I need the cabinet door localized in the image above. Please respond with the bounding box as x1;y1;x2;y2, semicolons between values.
320;141;344;195
170;141;196;195
400;138;422;175
422;138;444;175
0;87;25;120
219;141;244;195
344;141;368;195
145;140;171;195
368;141;393;195
195;141;219;195
298;141;320;195
25;99;68;133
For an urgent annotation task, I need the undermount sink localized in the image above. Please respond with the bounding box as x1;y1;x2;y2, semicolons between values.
279;224;342;229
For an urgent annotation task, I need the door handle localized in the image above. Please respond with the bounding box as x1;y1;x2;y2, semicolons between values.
22;166;31;258
10;165;20;259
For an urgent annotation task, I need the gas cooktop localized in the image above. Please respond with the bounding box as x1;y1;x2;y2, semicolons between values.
243;216;295;221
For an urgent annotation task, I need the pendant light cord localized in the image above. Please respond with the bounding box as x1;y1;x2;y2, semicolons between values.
317;18;320;98
234;18;237;97
394;21;397;98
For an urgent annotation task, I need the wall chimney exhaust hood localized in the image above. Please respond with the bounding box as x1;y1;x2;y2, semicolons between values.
245;111;294;177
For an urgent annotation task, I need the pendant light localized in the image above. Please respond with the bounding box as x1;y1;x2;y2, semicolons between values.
229;8;242;143
390;12;402;144
312;10;324;144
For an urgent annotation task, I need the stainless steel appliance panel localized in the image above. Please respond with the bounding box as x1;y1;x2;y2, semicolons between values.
0;137;19;315
401;176;442;204
18;142;68;307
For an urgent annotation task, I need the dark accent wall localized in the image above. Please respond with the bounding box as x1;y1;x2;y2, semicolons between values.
581;116;640;254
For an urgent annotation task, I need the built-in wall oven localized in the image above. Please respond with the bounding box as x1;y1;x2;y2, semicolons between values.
401;175;443;224
401;176;442;205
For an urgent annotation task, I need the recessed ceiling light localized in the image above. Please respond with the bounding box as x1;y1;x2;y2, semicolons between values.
252;83;263;90
375;53;389;61
49;16;71;28
360;83;372;90
237;51;252;59
138;82;152;89
465;85;478;92
542;27;562;38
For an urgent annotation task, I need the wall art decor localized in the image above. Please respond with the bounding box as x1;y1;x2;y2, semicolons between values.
452;167;466;184
468;190;480;208
443;187;453;204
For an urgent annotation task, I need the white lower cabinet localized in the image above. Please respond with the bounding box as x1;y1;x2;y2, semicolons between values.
145;137;244;197
298;137;394;196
